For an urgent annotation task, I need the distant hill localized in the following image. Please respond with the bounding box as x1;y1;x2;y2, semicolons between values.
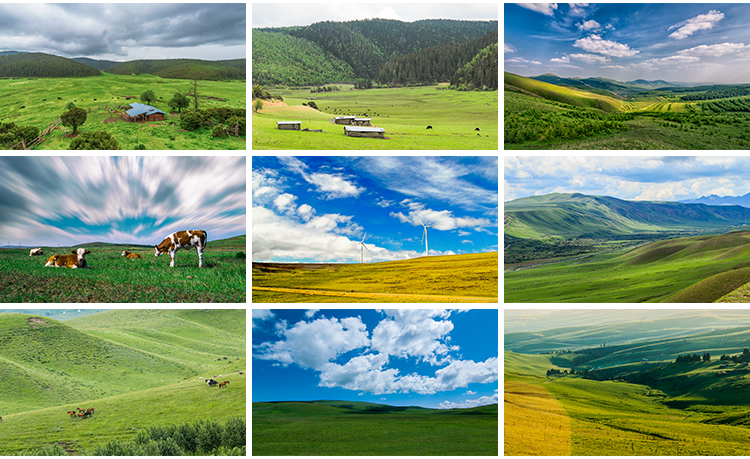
680;193;750;208
104;58;245;80
0;53;100;77
253;18;497;86
72;57;122;71
530;73;681;97
505;192;750;239
505;72;624;112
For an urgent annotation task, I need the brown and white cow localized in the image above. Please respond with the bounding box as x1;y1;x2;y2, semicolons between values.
154;230;207;268
29;248;43;256
45;248;91;269
121;250;142;259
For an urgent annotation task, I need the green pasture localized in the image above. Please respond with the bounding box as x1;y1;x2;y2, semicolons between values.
252;401;498;455
505;231;750;302
505;351;750;455
252;84;497;149
0;73;246;150
252;252;498;302
0;235;246;302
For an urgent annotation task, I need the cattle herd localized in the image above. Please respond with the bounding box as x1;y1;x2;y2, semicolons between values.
66;407;95;419
28;230;207;269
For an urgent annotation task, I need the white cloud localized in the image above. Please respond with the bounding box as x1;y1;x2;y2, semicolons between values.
504;43;517;53
389;199;493;232
517;3;557;16
439;391;499;409
273;193;297;214
505;57;542;65
677;42;749;58
371;309;456;364
577;19;600;31
550;56;570;63
252;310;275;328
278;156;364;199
569;53;609;63
465;390;477;395
569;3;588;15
304;309;319;318
574;34;639;57
669;10;724;40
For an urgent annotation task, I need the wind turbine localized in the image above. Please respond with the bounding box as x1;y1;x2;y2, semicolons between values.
416;218;433;256
358;233;371;263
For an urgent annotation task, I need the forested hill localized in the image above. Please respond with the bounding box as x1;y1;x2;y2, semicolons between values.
450;43;498;90
376;31;497;86
104;58;246;80
252;18;497;86
0;53;100;78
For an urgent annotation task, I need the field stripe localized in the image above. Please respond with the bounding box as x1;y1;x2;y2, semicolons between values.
251;286;497;303
504;381;571;455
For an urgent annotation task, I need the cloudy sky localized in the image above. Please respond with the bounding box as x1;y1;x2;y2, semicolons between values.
252;3;497;28
0;157;245;247
505;3;750;84
252;156;498;263
0;3;246;61
505;156;750;202
252;309;498;409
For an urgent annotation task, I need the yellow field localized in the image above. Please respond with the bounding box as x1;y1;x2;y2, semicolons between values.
504;381;571;456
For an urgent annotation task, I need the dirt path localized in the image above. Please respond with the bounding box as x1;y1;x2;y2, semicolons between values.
252;286;497;303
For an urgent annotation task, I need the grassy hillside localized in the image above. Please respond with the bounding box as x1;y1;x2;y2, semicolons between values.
253;400;497;455
252;84;497;150
505;230;750;302
0;73;245;150
0;53;100;78
253;252;498;302
0;310;245;415
505;72;624;112
105;58;245;81
0;235;245;302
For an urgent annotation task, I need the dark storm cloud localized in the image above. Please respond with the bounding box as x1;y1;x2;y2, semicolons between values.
0;3;245;59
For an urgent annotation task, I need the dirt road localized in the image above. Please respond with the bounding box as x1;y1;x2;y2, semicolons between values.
252;286;498;303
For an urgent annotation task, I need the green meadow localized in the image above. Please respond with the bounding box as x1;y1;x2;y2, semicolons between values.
253;400;498;456
505;231;750;303
0;310;246;455
0;73;246;150
505;350;750;455
252;252;498;303
251;84;497;149
0;235;245;302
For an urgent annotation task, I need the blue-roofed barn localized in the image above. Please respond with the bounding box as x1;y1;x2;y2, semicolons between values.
124;103;166;122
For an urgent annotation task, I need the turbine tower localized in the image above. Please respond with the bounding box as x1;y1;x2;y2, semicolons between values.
416;218;433;256
358;233;371;263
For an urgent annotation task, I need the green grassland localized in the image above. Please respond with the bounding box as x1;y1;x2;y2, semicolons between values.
505;230;750;302
252;84;497;149
0;309;245;455
0;73;246;150
0;235;245;302
252;252;498;302
253;400;498;456
505;72;750;149
505;350;750;455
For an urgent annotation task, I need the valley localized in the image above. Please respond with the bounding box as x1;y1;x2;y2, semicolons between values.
505;310;750;455
505;72;750;149
0;309;245;455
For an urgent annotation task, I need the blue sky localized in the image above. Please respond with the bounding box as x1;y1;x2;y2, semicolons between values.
505;156;750;202
0;157;245;247
505;3;750;84
252;156;498;263
252;309;498;409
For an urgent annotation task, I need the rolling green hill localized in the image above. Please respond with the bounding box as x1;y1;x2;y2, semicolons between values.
0;53;100;78
253;400;497;455
505;71;625;112
0;309;245;454
104;58;245;81
505;192;750;239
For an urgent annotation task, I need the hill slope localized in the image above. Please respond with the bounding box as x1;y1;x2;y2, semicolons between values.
505;72;625;112
104;58;245;80
505;192;750;239
0;53;100;78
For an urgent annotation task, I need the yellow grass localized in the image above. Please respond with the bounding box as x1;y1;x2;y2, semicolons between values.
504;381;571;456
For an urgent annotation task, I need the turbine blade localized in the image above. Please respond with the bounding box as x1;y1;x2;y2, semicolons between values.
362;232;366;243
416;217;424;227
363;243;371;253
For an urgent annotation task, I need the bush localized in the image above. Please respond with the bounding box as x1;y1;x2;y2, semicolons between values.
69;131;119;150
307;101;318;110
180;110;204;131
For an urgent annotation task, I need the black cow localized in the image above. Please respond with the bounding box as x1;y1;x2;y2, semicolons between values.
426;126;433;129
474;127;480;131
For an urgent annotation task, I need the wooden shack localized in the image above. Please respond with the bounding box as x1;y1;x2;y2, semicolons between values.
352;118;372;126
344;126;385;138
124;103;165;122
334;116;355;125
277;121;301;130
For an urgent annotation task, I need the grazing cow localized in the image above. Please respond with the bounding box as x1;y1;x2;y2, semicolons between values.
154;230;207;268
219;381;230;388
45;248;90;269
121;250;141;259
239;372;244;375
474;127;480;131
30;248;43;256
426;126;433;129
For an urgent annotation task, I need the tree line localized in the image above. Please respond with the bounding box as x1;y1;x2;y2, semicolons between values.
450;43;498;90
106;59;246;81
0;53;100;78
675;353;710;363
680;87;750;101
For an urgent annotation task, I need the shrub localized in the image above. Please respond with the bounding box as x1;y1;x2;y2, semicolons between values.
70;131;119;150
307;101;318;110
180;110;204;131
211;124;227;137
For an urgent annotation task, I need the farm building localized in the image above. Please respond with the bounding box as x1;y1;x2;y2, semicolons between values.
344;126;385;138
277;121;301;130
352;118;372;126
124;103;165;122
334;116;355;125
